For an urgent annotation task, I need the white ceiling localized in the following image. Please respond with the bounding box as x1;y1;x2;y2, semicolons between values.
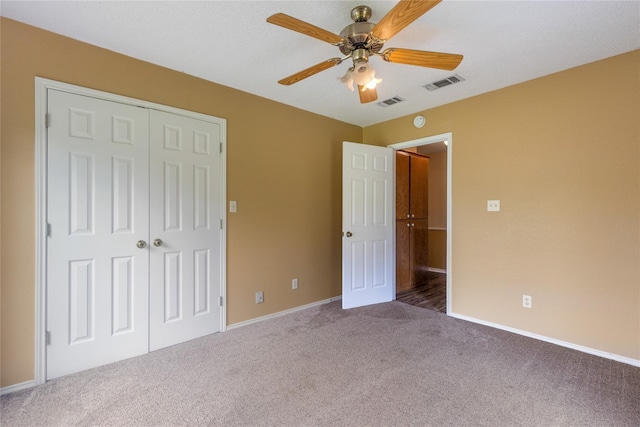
2;1;639;127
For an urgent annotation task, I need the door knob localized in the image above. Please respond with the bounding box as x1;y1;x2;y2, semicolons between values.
345;232;353;237
153;239;163;247
136;240;147;249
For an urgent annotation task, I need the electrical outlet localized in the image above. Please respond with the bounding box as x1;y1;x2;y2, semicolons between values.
256;291;264;304
292;278;298;289
487;200;501;212
523;295;532;308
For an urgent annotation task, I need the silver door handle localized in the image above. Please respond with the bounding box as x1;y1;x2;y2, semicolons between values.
345;232;353;237
136;240;147;249
153;239;163;247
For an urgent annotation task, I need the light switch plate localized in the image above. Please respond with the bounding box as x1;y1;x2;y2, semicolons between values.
230;201;237;212
487;200;500;212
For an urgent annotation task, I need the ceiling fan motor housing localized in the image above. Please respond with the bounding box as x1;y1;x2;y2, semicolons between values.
339;21;384;56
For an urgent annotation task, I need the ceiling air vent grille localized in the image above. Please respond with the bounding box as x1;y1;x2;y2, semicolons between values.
377;96;405;108
423;74;465;91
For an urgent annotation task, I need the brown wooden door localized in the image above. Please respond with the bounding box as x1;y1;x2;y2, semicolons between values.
410;219;429;286
410;155;429;219
396;151;410;219
395;151;430;292
396;219;411;292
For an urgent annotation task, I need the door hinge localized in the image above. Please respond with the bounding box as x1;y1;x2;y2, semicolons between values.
219;142;223;154
46;223;52;237
45;331;51;345
219;296;224;307
45;113;51;128
220;219;223;230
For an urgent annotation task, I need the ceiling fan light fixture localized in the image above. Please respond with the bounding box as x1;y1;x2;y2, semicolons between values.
339;68;357;91
339;61;381;92
361;68;381;91
363;76;381;91
339;57;380;92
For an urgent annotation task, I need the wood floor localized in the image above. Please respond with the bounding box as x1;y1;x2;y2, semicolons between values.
396;271;446;313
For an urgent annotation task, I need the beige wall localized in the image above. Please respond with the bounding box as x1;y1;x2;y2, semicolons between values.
365;50;640;361
0;18;361;387
427;230;446;271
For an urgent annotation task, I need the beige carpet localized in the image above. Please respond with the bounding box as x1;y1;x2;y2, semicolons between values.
1;300;639;426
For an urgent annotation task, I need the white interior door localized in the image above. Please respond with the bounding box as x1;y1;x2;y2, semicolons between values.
342;141;394;309
46;90;150;379
148;110;222;351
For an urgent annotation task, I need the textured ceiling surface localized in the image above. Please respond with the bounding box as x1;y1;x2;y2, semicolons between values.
2;1;639;127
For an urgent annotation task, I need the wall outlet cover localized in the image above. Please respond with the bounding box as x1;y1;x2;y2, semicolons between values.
487;200;501;212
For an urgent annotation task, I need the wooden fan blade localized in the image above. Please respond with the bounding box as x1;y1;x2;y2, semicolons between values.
278;58;343;86
372;0;442;42
383;48;463;70
267;13;343;45
358;85;378;104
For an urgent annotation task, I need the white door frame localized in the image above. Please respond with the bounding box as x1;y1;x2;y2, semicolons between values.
34;77;227;385
389;132;452;315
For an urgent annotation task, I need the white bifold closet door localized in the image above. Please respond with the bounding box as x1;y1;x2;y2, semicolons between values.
46;90;221;380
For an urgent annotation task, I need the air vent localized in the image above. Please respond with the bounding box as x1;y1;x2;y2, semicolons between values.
423;74;465;91
377;96;405;107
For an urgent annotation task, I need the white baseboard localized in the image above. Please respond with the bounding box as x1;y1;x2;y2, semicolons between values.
428;267;446;274
227;296;342;330
449;312;640;368
1;380;36;396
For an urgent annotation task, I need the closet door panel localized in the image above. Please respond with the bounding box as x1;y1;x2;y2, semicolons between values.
410;219;430;286
396;220;411;292
46;90;150;380
149;110;222;351
395;151;410;219
410;155;429;219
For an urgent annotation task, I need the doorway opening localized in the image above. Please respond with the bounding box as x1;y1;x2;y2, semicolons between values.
389;133;452;315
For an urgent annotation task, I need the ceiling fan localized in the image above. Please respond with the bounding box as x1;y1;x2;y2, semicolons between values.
266;0;463;104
